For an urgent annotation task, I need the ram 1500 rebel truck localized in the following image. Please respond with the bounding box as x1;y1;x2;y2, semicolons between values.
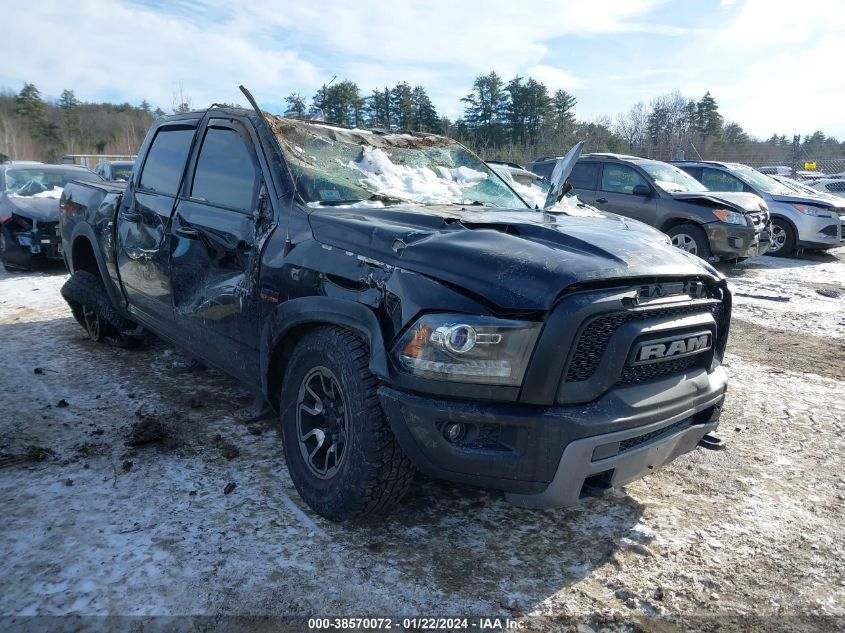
59;97;731;521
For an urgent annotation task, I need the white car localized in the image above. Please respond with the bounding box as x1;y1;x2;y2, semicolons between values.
811;178;845;198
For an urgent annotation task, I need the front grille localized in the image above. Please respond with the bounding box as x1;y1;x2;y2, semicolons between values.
564;302;722;383
748;210;768;228
618;418;693;454
617;355;700;385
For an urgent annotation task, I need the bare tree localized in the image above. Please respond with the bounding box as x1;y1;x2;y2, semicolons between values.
171;82;194;114
614;102;647;153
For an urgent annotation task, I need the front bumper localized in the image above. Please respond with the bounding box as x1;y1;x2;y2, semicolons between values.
704;222;770;259
2;220;63;264
794;213;841;249
379;365;726;506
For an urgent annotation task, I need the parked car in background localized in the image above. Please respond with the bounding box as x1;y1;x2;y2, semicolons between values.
62;154;136;170
541;153;771;261
772;175;845;239
673;161;844;256
795;170;827;182
486;160;543;187
810;178;845;198
58;102;731;520
759;166;792;176
1;164;104;270
92;160;134;182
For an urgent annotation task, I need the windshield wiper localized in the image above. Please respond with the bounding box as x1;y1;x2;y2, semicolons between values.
316;194;402;206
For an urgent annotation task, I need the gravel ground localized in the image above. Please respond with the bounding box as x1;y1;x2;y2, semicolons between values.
0;248;843;632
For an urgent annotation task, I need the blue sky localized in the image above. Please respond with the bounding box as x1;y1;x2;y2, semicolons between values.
2;0;844;138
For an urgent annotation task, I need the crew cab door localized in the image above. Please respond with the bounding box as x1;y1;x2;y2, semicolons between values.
117;121;198;326
168;117;271;381
594;163;658;224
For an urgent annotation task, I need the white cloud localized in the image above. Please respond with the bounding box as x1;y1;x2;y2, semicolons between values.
526;66;585;91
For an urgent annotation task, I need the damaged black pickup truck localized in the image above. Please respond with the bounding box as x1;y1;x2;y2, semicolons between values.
59;95;731;521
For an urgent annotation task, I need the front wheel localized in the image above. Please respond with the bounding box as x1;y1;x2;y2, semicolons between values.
280;326;414;521
768;218;795;257
667;224;713;261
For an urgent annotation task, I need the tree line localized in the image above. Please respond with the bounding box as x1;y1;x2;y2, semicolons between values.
2;76;843;168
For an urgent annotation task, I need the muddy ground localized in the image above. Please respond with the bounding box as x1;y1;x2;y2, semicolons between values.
0;249;843;632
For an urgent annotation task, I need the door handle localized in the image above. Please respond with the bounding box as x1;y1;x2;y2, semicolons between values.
596;197;609;204
175;225;200;238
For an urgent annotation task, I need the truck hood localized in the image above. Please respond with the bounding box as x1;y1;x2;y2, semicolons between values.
670;191;767;213
1;196;60;223
307;204;719;311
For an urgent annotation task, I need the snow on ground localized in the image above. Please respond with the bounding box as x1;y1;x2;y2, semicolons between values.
0;250;843;629
723;248;845;339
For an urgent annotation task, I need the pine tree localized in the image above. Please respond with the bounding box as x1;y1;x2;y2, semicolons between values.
696;92;722;140
461;71;508;152
550;90;576;134
58;89;80;110
410;86;439;132
284;92;307;118
389;82;414;130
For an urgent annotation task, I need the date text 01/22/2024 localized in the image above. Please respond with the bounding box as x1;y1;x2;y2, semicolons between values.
307;617;527;630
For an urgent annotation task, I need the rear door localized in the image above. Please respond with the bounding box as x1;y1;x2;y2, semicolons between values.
169;116;271;380
568;161;600;204
117;121;198;326
594;163;658;224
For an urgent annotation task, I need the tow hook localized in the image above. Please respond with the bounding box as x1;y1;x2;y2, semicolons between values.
698;433;725;450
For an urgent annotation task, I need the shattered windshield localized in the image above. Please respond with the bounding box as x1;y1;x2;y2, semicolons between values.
269;117;529;209
5;168;101;197
640;161;706;193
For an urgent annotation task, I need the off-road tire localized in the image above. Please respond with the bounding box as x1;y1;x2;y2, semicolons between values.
667;223;713;261
768;218;796;257
61;270;142;348
280;326;415;521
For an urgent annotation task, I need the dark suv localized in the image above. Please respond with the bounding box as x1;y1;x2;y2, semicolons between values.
527;153;771;262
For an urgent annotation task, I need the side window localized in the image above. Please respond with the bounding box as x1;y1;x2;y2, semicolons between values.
139;126;195;196
569;162;599;190
191;125;259;211
827;182;845;192
600;164;647;194
700;168;745;192
531;162;556;180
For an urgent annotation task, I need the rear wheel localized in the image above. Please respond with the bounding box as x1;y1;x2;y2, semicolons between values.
61;270;142;347
768;218;795;257
280;326;414;521
667;224;712;261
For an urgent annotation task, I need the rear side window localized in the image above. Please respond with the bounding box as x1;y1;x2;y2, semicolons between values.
569;162;599;189
701;168;745;193
529;161;556;180
139;127;195;195
600;164;647;194
827;181;845;192
191;126;259;211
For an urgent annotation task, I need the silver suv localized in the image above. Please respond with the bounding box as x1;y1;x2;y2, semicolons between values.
673;161;844;256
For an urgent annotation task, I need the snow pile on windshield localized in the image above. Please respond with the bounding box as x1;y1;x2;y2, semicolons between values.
11;186;64;199
654;179;691;193
348;147;487;205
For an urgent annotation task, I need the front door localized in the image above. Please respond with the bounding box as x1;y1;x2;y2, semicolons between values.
169;118;270;381
594;163;657;224
117;122;197;325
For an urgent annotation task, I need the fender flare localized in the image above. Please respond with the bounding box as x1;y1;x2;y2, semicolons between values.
68;223;126;316
260;296;390;401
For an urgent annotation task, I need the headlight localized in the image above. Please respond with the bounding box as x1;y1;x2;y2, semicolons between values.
792;204;833;218
712;209;746;225
394;314;541;385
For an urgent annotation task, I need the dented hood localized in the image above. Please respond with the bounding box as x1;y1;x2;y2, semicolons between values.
671;191;767;213
307;205;718;311
1;196;60;223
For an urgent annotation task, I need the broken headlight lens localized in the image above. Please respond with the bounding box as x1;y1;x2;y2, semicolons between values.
394;314;541;385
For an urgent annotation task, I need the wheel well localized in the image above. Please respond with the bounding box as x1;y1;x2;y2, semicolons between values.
266;323;353;413
770;214;797;235
660;218;700;233
71;237;99;276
